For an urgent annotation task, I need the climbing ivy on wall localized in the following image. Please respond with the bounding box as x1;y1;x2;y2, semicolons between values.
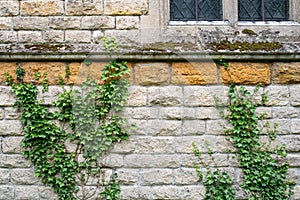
193;59;295;200
5;60;130;200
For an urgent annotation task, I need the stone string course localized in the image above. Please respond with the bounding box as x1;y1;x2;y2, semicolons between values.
0;61;300;199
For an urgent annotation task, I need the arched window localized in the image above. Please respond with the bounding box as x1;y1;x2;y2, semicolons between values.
170;0;223;21
238;0;289;21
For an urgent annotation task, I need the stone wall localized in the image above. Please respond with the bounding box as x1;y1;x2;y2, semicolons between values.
0;61;300;199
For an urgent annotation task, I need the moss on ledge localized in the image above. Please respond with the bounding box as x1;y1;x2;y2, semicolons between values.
209;40;283;51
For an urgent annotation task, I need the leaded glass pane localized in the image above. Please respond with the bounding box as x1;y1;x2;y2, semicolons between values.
198;0;222;21
170;0;222;21
238;0;262;21
265;0;289;20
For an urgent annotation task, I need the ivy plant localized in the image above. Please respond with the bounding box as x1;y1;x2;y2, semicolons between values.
5;60;130;200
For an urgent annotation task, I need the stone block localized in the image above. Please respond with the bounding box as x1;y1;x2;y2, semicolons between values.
104;30;140;47
49;17;81;30
291;119;300;134
100;154;124;168
0;120;23;136
0;62;17;83
119;186;151;200
182;120;205;135
180;153;229;168
152;186;179;199
175;136;218;154
0;186;14;200
160;107;196;120
134;62;170;86
140;169;173;185
294;186;300;200
281;135;300;152
290;85;300;106
65;30;91;43
206;120;227;135
0;31;17;43
116;169;139;185
116;16;139;30
81;16;115;29
4;107;22;120
104;0;148;15
93;30;104;43
15;186;38;200
259;119;291;135
21;0;64;16
285;154;300;167
126;86;147;106
0;0;19;16
2;136;23;153
265;86;289;106
13;17;49;30
147;120;181;136
174;168;198;185
0;108;3;120
221;62;270;85
11;169;40;184
184;86;228;106
124;154;180;168
71;62;107;84
130;107;157;119
0;155;31;168
0;169;10;184
148;86;182;106
134;137;175;154
43;30;64;43
272;107;299;119
39;187;58;200
256;107;272;119
196;107;220;119
111;139;135;153
127;119;147;135
172;62;218;85
0;17;12;30
272;62;300;84
66;0;103;15
177;186;205;200
18;31;43;43
217;136;235;152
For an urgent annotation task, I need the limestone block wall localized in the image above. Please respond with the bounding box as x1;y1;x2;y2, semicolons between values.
0;61;300;199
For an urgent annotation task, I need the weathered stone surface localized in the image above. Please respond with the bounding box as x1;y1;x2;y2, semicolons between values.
182;120;205;135
49;17;81;30
124;154;180;168
11;169;40;184
66;0;103;15
281;135;300;152
174;168;198;185
0;31;17;43
21;62;66;85
116;169;139;185
0;62;17;84
21;0;64;16
221;62;270;85
18;31;43;43
4;107;22;120
0;0;19;16
196;107;220;119
93;30;104;43
272;107;299;118
0;185;14;200
160;107;196;120
272;62;300;84
37;86;64;105
172;62;218;85
291;119;300;134
265;86;289;106
134;137;174;153
120;186;151;200
65;30;91;43
147;120;181;136
290;85;300;106
116;16;139;30
111;139;135;153
152;186;180;200
39;186;58;200
43;30;64;42
175;136;218;154
126;86;147;106
259;119;291;135
256;107;272;119
181;153;229;167
148;86;182;106
2;136;23;153
104;30;140;47
130;107;157;119
0;120;22;136
184;86;228;106
206;120;227;135
15;186;38;200
0;17;12;30
0;155;31;168
100;154;124;168
13;17;49;30
104;0;148;15
81;16;115;29
141;169;173;185
294;186;300;200
134;62;170;86
72;62;105;84
0;169;10;184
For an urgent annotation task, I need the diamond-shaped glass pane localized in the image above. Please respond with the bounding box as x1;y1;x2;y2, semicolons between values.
170;0;222;21
198;0;222;21
238;0;262;21
170;0;196;21
265;0;289;20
